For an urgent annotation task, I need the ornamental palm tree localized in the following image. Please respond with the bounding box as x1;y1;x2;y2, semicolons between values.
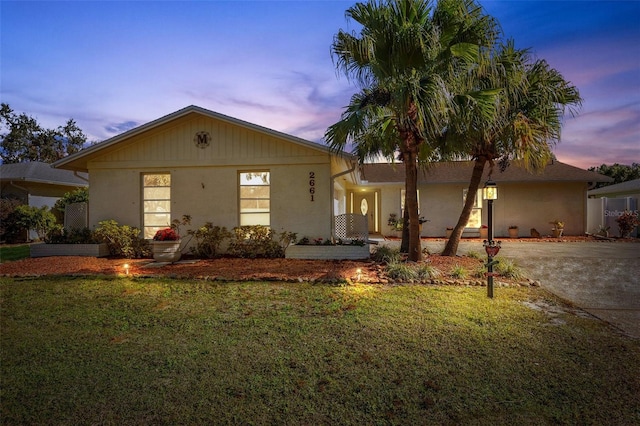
440;41;582;256
325;0;500;261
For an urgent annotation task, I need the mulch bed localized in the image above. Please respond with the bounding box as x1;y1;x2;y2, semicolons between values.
0;255;486;284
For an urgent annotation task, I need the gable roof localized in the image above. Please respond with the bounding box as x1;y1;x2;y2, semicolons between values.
53;105;353;172
0;162;88;187
360;161;613;184
588;178;640;196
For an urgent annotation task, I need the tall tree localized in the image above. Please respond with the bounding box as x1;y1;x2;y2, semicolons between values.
441;41;582;256
588;163;640;187
0;103;87;164
325;0;500;261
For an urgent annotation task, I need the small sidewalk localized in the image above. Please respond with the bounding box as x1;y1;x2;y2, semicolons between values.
422;239;640;339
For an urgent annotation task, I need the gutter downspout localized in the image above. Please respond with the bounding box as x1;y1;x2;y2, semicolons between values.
330;159;357;239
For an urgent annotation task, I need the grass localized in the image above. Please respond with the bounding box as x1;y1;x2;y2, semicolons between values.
0;245;30;263
2;277;639;425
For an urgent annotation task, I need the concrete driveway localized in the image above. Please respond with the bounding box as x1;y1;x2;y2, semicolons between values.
419;239;640;339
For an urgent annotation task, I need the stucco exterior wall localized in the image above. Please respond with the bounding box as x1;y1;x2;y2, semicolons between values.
375;181;588;238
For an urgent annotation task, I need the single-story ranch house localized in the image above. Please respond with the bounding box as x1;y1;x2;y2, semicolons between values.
52;105;612;242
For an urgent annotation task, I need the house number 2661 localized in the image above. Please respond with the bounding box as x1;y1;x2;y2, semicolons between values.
309;172;315;201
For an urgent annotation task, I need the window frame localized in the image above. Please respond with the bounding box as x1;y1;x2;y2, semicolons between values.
142;173;171;239
238;170;271;227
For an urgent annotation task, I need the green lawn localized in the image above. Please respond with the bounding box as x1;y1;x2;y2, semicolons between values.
0;245;30;263
2;277;639;425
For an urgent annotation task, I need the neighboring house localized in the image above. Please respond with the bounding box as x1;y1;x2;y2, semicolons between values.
52;105;612;242
586;179;639;237
587;178;640;200
0;161;89;240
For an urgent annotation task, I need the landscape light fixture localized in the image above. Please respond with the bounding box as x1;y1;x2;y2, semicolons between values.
482;180;500;298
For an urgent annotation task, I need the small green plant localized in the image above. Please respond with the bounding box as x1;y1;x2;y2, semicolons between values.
495;257;524;280
371;245;402;264
416;263;441;279
473;264;488;278
450;264;468;279
385;262;418;281
93;220;149;258
466;250;481;259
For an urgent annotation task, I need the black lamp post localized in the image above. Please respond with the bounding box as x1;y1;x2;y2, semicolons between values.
483;180;500;298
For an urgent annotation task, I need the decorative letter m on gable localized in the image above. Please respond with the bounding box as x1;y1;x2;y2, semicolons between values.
194;131;211;149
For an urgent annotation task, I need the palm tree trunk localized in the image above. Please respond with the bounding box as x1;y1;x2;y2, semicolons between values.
442;158;487;256
404;150;422;261
400;204;409;253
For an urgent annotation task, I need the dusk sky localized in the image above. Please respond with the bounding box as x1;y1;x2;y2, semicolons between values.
1;0;638;169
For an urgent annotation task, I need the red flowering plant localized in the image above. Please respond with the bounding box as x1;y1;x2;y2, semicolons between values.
153;228;179;241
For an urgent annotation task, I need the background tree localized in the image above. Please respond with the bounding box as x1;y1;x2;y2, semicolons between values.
0;103;87;164
441;41;582;256
588;163;640;187
326;0;500;261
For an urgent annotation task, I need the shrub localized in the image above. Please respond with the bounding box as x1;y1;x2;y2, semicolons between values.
47;227;97;244
0;197;24;243
188;223;233;258
94;220;149;258
227;225;292;258
54;188;89;213
371;245;402;264
13;205;61;242
616;210;639;238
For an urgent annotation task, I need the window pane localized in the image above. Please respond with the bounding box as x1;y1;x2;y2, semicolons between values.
466;209;482;228
144;174;171;187
145;213;171;226
240;200;270;212
240;172;270;185
240;213;270;226
144;200;171;212
144;187;171;199
240;186;270;198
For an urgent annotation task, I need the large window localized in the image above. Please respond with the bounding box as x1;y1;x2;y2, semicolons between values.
463;188;482;228
239;171;270;226
143;173;171;239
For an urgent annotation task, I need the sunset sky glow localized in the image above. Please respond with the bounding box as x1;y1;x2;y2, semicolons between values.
1;0;638;169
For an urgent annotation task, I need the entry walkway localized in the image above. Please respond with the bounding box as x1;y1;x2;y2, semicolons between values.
426;239;640;338
379;239;640;338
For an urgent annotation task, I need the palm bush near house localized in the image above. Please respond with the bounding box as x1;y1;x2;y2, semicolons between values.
1;277;639;424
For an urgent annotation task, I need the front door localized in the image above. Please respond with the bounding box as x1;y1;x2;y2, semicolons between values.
352;191;378;233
